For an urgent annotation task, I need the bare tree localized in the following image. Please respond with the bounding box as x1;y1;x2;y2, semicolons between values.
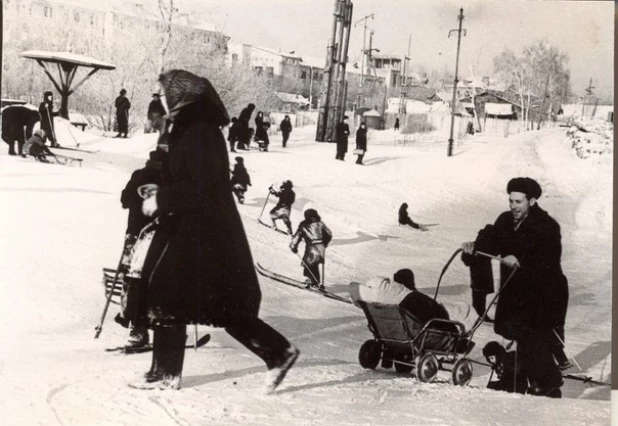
158;0;177;76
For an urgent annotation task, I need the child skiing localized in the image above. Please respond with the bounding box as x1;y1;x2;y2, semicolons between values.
269;180;295;234
230;156;251;204
290;209;332;289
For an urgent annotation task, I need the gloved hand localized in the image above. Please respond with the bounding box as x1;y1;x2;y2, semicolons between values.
290;247;298;254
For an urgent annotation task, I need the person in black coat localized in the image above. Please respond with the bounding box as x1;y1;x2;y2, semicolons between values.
129;70;298;392
255;119;270;151
39;91;59;147
335;115;350;160
279;115;293;148
290;209;332;289
2;105;40;155
355;122;367;165
236;103;255;150
394;117;400;131
146;93;166;133
227;117;238;152
254;111;264;137
115;89;131;138
398;203;428;231
483;341;527;394
269;180;296;234
462;177;568;398
230;156;251;203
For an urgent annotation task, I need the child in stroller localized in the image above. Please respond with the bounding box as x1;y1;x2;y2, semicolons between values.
349;268;480;385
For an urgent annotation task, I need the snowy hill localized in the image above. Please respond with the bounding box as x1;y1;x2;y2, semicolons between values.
0;122;611;425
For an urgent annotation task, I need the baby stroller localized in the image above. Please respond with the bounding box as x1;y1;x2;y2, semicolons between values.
349;250;516;385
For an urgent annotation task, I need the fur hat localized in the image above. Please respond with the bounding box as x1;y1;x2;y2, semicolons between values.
506;177;542;199
159;69;229;126
393;268;415;290
235;156;244;163
120;88;127;95
34;129;46;138
304;208;320;221
482;341;506;360
281;180;293;189
43;91;53;98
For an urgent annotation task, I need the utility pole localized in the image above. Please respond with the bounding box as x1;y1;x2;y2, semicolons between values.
316;0;353;142
447;8;466;157
582;77;594;117
354;13;373;108
398;34;411;118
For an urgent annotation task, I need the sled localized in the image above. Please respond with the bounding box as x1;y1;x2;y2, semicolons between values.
53;145;99;154
255;263;352;305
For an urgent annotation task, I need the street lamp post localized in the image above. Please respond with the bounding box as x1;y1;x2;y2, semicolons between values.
447;8;466;157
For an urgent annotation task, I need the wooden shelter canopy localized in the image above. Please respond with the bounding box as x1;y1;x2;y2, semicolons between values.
21;50;116;119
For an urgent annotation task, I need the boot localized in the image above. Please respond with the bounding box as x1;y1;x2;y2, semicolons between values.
128;327;149;347
264;345;300;394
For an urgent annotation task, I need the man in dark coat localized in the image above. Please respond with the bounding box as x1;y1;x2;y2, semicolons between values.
227;117;238;152
115;88;131;138
335;115;350;160
290;209;332;289
355;122;367;165
230;156;251;203
2;105;40;155
236;103;255;150
269;180;296;234
145;93;166;133
130;70;298;392
462;177;568;398
279;115;292;148
38;91;59;147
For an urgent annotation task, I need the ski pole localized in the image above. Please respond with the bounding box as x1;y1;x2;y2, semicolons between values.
553;329;582;372
194;324;199;351
258;190;271;222
295;252;321;286
94;248;126;339
321;259;326;288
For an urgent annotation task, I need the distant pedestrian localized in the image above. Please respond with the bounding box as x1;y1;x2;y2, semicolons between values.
394;117;400;131
254;111;265;138
398;203;428;231
355;122;367;165
39;91;60;147
255;119;270;151
237;103;255;150
280;115;293;148
115;88;131;138
335;115;350;160
290;209;332;289
146;93;166;133
231;156;251;203
269;180;295;235
228;117;238;152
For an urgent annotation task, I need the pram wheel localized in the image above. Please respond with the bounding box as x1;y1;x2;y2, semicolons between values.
358;340;381;369
452;358;473;386
416;353;439;383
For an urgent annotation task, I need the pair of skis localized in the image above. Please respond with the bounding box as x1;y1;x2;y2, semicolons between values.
106;333;212;354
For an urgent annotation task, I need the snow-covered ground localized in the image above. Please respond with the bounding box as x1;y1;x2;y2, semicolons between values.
0;120;612;425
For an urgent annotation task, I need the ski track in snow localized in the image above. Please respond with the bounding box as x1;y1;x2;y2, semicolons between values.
0;122;611;425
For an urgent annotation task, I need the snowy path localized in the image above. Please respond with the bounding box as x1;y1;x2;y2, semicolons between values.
0;126;611;425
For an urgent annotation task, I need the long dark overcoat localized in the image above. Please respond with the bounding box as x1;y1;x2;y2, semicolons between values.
140;104;261;327
490;205;568;340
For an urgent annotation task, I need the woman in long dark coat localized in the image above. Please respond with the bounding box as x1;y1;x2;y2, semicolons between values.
355;122;367;165
279;115;292;148
130;69;299;392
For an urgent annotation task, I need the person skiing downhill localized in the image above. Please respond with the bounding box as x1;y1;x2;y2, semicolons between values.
290;209;332;289
231;156;251;203
269;180;295;234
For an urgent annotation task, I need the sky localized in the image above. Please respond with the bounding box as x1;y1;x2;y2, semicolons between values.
179;0;614;101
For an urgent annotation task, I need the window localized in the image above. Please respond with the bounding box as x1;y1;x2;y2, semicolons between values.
74;12;80;22
266;67;274;77
254;66;263;75
232;53;239;64
300;71;307;80
44;6;53;18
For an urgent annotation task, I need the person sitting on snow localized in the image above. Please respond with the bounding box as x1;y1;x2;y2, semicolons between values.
398;203;428;231
290;209;332;290
22;129;54;162
230;156;251;204
269;180;295;234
